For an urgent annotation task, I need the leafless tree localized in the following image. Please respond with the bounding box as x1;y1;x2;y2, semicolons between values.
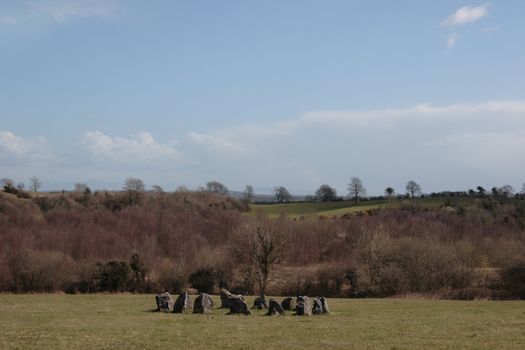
348;177;366;204
151;185;164;193
243;185;254;208
405;180;421;198
206;181;229;195
500;184;514;199
123;177;145;204
0;178;15;188
274;186;291;203
29;176;42;192
74;183;89;192
235;222;286;297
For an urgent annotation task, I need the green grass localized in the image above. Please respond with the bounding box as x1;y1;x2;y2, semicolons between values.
249;197;479;218
1;294;524;349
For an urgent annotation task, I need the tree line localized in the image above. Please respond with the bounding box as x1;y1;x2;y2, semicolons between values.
1;182;525;299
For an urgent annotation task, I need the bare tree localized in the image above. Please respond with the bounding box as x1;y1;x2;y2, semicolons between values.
315;184;337;201
74;183;89;193
206;181;229;195
123;177;145;204
500;184;514;199
384;187;395;199
0;178;15;188
151;185;164;193
405;180;421;198
235;223;286;297
348;177;366;204
29;176;42;192
274;186;291;203
243;185;254;207
521;183;525;196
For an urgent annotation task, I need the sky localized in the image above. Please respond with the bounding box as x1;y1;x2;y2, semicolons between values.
1;0;524;195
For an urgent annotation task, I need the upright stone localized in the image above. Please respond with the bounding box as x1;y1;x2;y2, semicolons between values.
312;297;323;315
320;297;330;314
227;295;251;315
219;288;233;308
266;299;285;316
295;296;312;316
173;291;191;313
193;293;213;314
252;296;269;309
155;292;174;312
281;297;296;311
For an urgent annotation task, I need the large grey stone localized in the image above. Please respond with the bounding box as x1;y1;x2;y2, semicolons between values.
295;296;311;316
281;297;296;311
173;291;191;313
155;292;174;312
193;293;213;314
320;297;330;314
252;296;268;309
266;298;285;316
219;288;232;308
227;295;250;315
312;297;323;315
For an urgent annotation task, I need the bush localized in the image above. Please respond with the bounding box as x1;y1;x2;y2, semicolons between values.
95;261;130;292
155;259;187;294
501;263;525;299
189;267;217;293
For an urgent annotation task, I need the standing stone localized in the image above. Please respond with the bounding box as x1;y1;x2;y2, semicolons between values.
173;291;191;313
252;296;269;309
281;297;296;311
266;299;285;316
193;293;214;314
219;288;233;308
320;297;330;314
312;297;323;315
295;296;312;316
155;292;174;312
227;295;251;315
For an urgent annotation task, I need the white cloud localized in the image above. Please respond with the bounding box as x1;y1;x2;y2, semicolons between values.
82;130;185;162
442;4;488;27
296;101;525;128
30;0;118;22
0;130;53;162
428;131;525;174
0;15;17;25
186;100;525;192
447;33;458;49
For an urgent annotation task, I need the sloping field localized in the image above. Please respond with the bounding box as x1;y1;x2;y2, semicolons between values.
1;294;524;349
249;197;476;218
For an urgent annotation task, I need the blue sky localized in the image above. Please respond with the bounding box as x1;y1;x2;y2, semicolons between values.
1;0;524;195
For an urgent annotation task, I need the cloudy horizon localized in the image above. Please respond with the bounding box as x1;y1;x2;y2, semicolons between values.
1;1;524;195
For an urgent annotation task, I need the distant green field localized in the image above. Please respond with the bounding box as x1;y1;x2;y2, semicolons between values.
249;197;469;218
1;294;524;349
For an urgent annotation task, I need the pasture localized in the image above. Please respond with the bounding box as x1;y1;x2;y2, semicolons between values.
1;294;524;349
249;197;474;218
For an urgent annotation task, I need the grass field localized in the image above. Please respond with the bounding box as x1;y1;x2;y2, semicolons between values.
2;294;524;349
249;197;472;218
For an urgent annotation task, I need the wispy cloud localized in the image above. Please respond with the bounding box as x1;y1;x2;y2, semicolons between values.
442;4;488;27
30;0;118;22
0;131;54;163
0;0;118;25
0;15;17;26
184;100;525;191
447;32;458;49
82;130;185;163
